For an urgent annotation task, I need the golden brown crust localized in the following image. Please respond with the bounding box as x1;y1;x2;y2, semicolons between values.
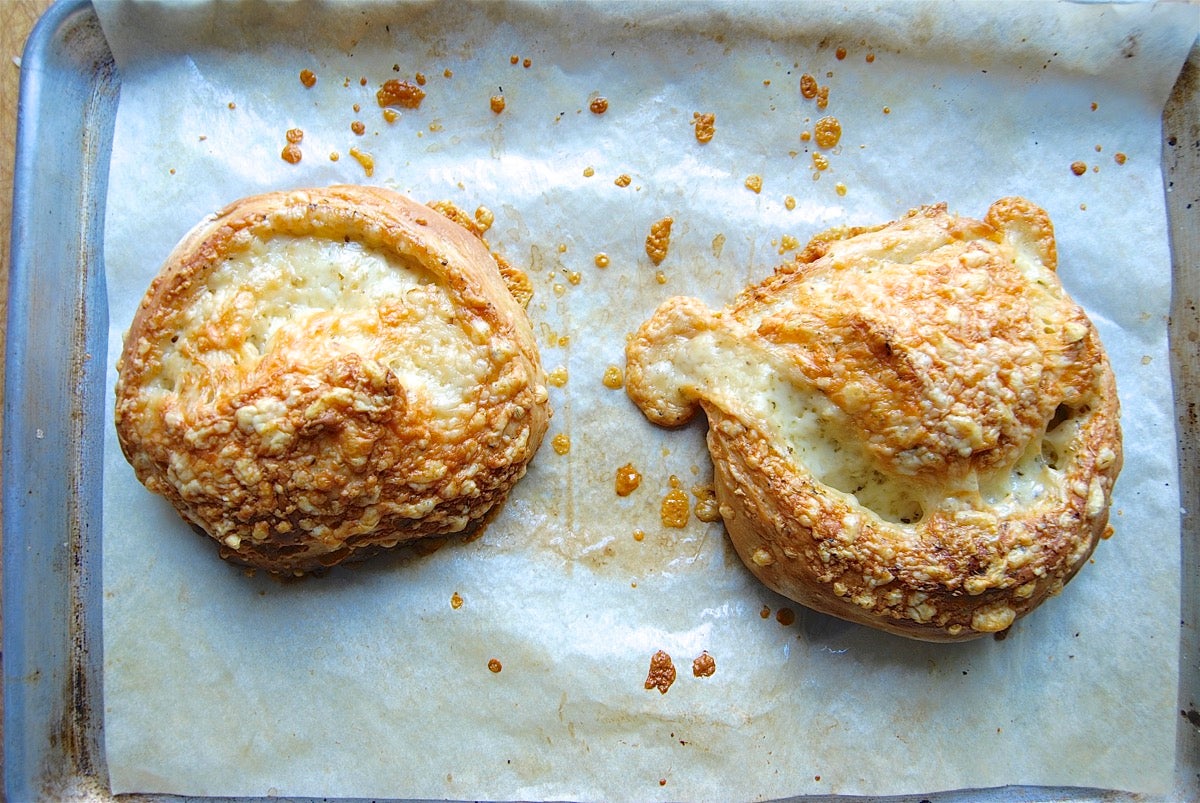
625;198;1122;641
115;185;550;574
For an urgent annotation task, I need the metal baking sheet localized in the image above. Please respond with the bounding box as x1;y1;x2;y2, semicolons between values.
4;1;1197;800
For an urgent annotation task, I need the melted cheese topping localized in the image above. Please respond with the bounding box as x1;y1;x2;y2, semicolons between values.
635;327;928;525
629;268;1083;534
148;235;493;422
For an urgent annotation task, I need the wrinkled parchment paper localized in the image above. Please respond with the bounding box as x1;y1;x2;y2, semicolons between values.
97;1;1198;799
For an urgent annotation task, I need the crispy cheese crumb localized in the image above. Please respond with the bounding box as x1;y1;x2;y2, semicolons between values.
692;651;716;677
645;217;673;265
691;484;721;522
602;365;624;389
644;650;676;694
814;116;842;148
615;463;642;496
377;79;426;109
348;147;374;176
661;487;689;528
800;74;818;99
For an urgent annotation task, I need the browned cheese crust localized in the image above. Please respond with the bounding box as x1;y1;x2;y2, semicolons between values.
625;198;1122;641
115;185;550;574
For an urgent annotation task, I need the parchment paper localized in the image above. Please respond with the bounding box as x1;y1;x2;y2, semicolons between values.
96;1;1198;799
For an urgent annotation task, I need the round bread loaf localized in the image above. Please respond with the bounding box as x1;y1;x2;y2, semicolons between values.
115;185;550;574
625;198;1122;641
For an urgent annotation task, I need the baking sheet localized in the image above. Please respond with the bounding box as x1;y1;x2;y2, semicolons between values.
93;1;1198;800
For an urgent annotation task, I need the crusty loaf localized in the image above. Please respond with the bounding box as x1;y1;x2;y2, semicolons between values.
115;185;550;574
626;198;1121;641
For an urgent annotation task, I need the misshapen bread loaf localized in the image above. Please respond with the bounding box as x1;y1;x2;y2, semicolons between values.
115;185;550;574
626;198;1121;641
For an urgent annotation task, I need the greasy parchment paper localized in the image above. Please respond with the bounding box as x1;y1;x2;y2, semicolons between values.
96;1;1198;800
